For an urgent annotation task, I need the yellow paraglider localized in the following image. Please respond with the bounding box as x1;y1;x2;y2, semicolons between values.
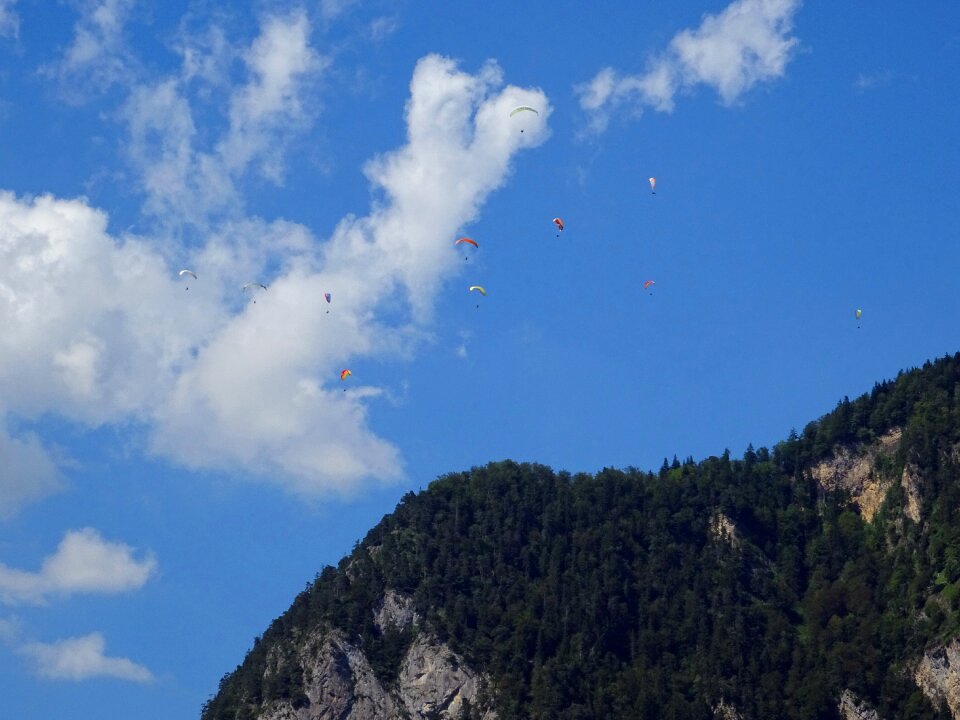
469;285;486;309
510;106;538;133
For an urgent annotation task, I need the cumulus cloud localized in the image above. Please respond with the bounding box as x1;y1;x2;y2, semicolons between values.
578;0;801;131
0;528;156;604
40;0;137;99
150;55;550;494
1;55;549;499
0;0;18;38
20;632;153;682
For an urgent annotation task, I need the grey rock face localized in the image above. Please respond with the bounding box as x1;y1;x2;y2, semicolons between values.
253;591;495;719
259;630;396;720
915;639;960;719
374;589;420;633
397;633;493;719
838;689;881;720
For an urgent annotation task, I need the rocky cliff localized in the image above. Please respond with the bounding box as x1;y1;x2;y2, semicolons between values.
253;590;494;720
810;428;919;522
915;639;960;719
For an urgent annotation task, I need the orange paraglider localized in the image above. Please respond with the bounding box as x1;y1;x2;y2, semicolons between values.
553;218;564;237
456;237;478;260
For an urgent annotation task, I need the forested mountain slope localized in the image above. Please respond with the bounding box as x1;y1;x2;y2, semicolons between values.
202;353;960;720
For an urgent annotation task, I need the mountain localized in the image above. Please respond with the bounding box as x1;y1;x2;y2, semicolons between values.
201;353;960;720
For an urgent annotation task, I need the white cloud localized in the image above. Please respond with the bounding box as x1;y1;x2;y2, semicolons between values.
0;55;550;499
150;55;550;494
578;0;801;131
123;11;326;225
0;0;19;38
0;528;156;604
40;0;137;99
0;420;63;519
218;10;325;182
20;632;153;682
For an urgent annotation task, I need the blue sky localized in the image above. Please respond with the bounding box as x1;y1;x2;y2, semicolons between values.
0;0;957;717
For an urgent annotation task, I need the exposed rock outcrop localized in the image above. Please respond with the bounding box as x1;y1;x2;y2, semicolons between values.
260;630;396;720
374;589;420;633
901;463;922;523
255;591;494;719
712;699;743;719
398;633;494;719
811;429;910;522
709;512;740;548
838;688;881;720
915;639;960;719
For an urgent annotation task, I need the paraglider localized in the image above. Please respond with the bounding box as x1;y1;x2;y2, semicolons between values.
178;269;197;290
340;368;352;391
649;177;657;194
469;285;486;308
510;106;538;133
325;292;331;313
643;280;655;295
553;218;564;237
456;237;478;260
856;308;862;328
243;282;267;303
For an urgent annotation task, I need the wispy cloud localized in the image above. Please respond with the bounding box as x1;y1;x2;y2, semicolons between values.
0;528;156;604
369;16;399;43
578;0;802;132
854;70;917;92
40;0;138;100
123;11;326;226
20;632;153;682
319;0;358;23
0;0;19;38
0;420;63;519
217;10;326;183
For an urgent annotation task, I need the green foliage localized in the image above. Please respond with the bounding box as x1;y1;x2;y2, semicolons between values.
202;352;960;720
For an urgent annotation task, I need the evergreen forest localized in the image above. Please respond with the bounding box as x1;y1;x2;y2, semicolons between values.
202;353;960;719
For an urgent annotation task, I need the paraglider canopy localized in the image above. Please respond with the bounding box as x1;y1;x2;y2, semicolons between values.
649;177;657;194
855;308;862;319
509;106;538;133
643;280;655;289
457;237;478;260
243;282;267;303
469;285;486;309
340;369;352;381
178;269;197;290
